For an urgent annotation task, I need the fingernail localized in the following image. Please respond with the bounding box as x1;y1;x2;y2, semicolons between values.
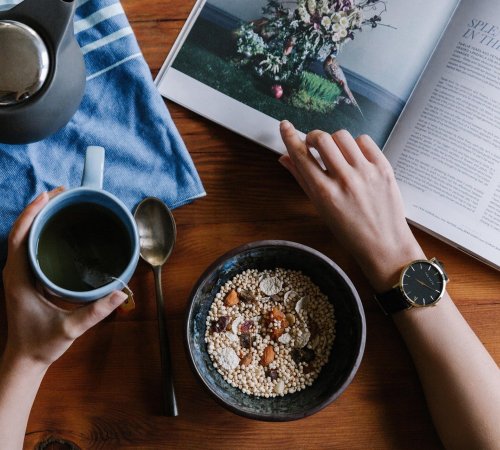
48;186;65;199
110;290;128;306
280;120;292;132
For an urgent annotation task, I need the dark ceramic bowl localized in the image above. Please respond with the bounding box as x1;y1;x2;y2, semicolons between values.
185;240;366;421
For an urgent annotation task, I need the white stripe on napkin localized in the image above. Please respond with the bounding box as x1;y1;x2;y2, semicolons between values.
86;52;141;80
81;26;133;54
74;3;124;34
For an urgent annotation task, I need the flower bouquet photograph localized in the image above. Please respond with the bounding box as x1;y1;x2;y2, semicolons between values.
158;0;453;151
234;0;375;117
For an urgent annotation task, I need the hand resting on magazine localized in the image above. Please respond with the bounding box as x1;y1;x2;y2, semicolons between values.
279;120;500;450
278;121;424;292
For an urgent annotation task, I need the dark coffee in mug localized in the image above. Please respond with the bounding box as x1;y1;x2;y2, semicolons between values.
36;202;132;292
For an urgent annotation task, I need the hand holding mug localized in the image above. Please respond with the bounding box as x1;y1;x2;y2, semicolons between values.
2;189;128;369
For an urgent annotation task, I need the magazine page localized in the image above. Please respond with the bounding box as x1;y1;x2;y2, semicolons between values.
156;0;458;153
384;0;500;269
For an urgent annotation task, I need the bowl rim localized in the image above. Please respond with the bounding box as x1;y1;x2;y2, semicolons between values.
184;239;366;421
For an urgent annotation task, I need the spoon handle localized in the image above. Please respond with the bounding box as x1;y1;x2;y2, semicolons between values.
153;265;179;416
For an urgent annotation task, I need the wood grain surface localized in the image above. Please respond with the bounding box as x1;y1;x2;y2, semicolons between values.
1;0;498;448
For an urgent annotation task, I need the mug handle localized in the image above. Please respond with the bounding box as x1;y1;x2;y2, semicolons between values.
82;146;104;189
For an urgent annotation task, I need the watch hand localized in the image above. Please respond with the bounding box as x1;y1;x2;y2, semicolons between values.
416;279;441;294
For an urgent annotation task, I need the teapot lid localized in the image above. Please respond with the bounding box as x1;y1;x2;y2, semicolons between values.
0;20;50;106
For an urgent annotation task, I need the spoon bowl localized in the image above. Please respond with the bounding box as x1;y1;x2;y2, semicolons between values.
135;197;176;266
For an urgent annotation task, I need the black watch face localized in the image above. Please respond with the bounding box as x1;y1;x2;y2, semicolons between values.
401;260;445;306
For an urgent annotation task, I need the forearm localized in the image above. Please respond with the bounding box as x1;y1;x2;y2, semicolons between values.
392;294;500;450
0;350;47;449
365;239;500;449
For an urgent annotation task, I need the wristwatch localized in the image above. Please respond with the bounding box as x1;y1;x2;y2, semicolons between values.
374;258;449;315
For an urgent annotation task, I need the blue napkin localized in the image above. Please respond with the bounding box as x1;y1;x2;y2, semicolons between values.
0;0;205;267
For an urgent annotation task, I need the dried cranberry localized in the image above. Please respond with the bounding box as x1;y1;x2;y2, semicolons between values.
211;315;230;333
266;369;279;380
291;348;302;364
240;332;253;349
240;320;254;333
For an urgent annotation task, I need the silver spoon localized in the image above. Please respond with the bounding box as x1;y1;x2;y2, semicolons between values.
134;197;178;416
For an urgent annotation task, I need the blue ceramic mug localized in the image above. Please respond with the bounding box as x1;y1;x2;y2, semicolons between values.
28;146;140;302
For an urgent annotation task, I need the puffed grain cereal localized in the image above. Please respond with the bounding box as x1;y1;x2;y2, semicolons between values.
204;268;336;397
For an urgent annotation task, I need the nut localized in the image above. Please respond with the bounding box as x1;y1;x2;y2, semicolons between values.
239;289;256;303
240;353;252;366
271;306;285;321
224;289;239;306
260;345;275;366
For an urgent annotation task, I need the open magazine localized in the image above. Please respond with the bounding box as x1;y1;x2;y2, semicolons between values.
156;0;500;271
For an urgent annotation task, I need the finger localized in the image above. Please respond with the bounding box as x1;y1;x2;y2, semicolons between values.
355;134;384;164
331;129;366;167
305;130;352;175
65;291;128;338
279;154;311;197
280;121;326;184
48;186;65;200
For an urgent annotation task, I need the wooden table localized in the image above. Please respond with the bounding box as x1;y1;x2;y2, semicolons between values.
6;0;500;448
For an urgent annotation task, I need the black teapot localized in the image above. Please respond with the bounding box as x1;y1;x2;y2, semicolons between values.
0;0;85;144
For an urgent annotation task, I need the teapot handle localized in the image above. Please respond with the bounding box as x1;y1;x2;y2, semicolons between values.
2;0;77;49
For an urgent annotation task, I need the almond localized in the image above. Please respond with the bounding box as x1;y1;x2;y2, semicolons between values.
240;353;252;366
224;289;239;306
260;345;275;366
238;289;256;303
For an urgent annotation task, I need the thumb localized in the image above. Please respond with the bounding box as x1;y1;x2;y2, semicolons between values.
66;290;128;338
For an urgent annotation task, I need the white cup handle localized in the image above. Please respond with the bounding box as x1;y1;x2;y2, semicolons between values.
81;146;104;189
